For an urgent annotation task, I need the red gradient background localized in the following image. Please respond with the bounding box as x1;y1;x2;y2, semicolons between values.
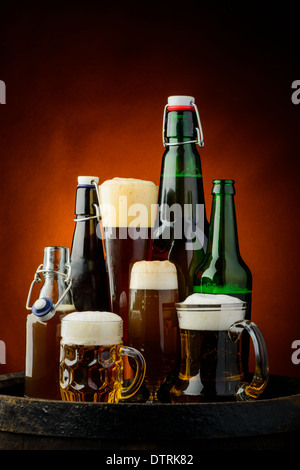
0;3;299;378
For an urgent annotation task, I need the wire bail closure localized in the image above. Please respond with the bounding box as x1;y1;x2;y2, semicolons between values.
26;263;72;321
73;180;101;223
162;100;204;148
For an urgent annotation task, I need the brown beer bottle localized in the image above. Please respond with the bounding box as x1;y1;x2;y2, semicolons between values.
25;246;76;399
153;96;209;301
70;176;109;311
193;179;252;372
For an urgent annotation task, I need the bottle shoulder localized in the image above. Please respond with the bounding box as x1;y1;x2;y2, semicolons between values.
71;219;98;237
202;257;251;275
196;248;251;275
26;304;76;326
161;145;202;178
71;223;104;259
39;282;59;302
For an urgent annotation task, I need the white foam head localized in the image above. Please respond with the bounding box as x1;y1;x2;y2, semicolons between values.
130;260;178;290
176;293;246;331
61;311;123;346
99;177;158;227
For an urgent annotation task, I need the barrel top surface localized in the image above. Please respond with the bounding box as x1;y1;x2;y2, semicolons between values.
0;373;300;441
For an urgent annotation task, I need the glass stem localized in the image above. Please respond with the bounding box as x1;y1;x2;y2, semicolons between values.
147;387;159;403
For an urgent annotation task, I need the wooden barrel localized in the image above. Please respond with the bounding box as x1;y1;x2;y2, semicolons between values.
0;372;299;450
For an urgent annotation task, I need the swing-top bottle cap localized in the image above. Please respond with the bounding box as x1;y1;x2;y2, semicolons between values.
167;96;195;110
32;297;56;321
78;176;99;185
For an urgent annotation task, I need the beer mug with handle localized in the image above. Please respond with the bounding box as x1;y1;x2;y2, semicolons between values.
60;311;146;402
170;293;269;402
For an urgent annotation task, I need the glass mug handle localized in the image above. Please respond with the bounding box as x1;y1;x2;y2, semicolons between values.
118;345;146;399
228;320;269;401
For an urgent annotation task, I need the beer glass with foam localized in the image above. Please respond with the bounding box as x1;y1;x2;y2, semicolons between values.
99;178;158;342
59;311;145;402
170;293;269;402
129;260;179;402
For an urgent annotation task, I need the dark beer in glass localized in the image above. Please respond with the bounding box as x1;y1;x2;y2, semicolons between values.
129;260;179;402
99;178;158;342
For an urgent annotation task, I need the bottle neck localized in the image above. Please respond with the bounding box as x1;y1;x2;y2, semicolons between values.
162;110;203;178
165;110;198;145
208;190;240;260
40;246;72;304
75;184;98;217
42;271;65;290
39;271;70;303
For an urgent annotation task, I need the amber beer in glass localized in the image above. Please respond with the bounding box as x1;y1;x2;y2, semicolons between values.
99;178;158;342
129;260;179;402
59;311;145;402
170;293;269;403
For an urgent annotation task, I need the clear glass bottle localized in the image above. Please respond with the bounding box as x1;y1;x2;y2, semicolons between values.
153;96;209;301
25;246;75;400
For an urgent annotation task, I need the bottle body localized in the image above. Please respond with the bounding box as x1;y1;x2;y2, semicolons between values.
70;177;110;311
25;304;74;400
153;97;209;300
25;246;76;400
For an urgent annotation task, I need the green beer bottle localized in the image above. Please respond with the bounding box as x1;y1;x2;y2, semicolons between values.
153;96;209;301
193;179;252;372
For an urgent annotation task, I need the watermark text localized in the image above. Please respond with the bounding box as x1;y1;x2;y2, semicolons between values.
0;340;6;364
96;200;205;251
291;80;300;104
0;80;6;104
291;340;300;365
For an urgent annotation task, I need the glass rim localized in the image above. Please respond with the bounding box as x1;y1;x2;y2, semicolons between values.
175;302;247;310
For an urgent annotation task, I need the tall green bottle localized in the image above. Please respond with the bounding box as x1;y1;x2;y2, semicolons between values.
193;179;252;372
153;96;209;301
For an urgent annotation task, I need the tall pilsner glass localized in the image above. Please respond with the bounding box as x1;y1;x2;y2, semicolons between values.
129;260;179;402
99;178;158;343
